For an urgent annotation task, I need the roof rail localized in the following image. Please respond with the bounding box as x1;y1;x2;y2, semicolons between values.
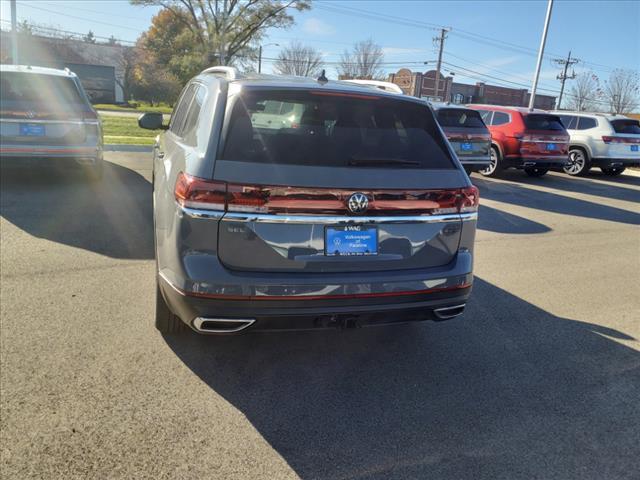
200;66;240;80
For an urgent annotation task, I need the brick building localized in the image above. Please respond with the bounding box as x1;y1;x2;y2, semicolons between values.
388;68;556;110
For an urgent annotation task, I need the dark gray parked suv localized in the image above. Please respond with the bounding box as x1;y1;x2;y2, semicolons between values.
139;67;478;334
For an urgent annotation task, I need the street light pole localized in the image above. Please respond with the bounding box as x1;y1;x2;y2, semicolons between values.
11;0;18;64
529;0;554;110
257;43;279;74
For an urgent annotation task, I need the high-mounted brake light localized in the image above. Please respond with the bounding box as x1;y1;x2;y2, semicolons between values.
309;91;380;100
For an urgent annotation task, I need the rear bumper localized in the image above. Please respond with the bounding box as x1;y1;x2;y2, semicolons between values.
504;155;568;169
159;251;475;333
0;144;102;160
591;157;640;168
459;157;491;170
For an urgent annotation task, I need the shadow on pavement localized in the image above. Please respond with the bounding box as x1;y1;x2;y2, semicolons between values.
474;174;640;226
0;160;153;259
477;204;551;234
500;171;640;204
163;278;640;480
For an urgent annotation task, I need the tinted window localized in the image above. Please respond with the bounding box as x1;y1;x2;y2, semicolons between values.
611;119;640;134
181;85;205;144
169;84;196;134
577;117;597;130
437;108;486;128
524;114;565;131
478;110;493;124
491;112;510;126
558;115;577;129
222;91;455;169
0;72;84;106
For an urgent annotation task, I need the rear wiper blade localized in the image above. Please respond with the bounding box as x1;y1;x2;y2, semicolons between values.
348;155;420;166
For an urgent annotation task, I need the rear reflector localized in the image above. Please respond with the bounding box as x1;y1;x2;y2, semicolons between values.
602;136;640;144
175;173;480;215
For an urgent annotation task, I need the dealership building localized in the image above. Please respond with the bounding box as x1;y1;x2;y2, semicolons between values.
388;68;557;110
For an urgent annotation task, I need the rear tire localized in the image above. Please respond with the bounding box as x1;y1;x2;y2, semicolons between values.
524;167;548;177
479;146;502;177
563;148;590;176
601;166;625;176
155;279;187;333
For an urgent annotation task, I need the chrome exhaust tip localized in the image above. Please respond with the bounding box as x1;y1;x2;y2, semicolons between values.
433;304;466;320
193;317;255;334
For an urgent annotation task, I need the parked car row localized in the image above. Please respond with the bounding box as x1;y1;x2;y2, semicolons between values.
349;79;640;178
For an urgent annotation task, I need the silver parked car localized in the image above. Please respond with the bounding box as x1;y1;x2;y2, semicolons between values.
0;65;103;179
139;67;479;334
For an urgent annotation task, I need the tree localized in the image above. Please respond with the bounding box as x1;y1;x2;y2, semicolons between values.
603;69;639;114
84;30;96;43
273;42;324;77
131;0;311;66
338;39;385;80
565;71;602;112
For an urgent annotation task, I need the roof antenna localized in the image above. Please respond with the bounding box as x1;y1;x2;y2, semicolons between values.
317;69;328;85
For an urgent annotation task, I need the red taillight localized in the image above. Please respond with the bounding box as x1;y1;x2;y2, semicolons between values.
175;173;479;215
602;136;640;144
83;109;99;121
174;172;227;210
456;186;480;213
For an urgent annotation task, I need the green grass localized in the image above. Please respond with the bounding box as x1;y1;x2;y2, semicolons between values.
94;102;173;114
100;114;158;145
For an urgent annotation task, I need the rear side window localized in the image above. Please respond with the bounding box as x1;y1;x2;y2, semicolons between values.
169;84;196;134
181;85;205;144
491;112;510;126
524;114;565;131
436;108;486;128
577;117;597;130
558;115;577;129
611;119;640;134
221;90;455;169
0;72;84;106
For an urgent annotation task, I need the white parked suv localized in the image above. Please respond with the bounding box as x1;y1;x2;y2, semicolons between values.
553;111;640;176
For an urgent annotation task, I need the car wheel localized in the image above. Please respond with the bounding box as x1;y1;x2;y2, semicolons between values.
601;167;626;176
524;167;548;177
479;146;502;177
563;148;590;176
155;278;187;333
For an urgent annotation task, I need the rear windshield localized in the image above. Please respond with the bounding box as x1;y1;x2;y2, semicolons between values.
221;90;455;169
524;114;566;131
0;72;85;106
611;119;640;134
436;108;486;128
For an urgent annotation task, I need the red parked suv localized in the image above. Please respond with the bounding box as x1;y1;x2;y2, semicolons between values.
467;105;569;177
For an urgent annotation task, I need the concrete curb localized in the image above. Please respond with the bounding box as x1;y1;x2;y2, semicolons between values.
105;144;153;152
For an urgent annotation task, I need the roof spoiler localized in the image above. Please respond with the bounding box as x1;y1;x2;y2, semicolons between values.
200;66;240;80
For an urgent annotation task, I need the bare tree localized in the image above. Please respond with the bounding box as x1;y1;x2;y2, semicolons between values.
273;42;324;77
338;39;385;80
565;71;602;111
603;69;639;114
131;0;310;66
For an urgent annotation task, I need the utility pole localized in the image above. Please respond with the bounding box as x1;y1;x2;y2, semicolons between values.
529;0;554;110
553;50;579;109
258;45;263;73
433;28;449;101
11;0;18;64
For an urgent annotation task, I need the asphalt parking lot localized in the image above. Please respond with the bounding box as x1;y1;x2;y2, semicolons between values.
1;152;639;480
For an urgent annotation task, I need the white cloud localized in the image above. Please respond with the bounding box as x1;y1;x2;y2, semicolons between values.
302;18;335;36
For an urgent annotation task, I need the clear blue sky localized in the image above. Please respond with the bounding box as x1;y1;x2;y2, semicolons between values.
1;0;638;98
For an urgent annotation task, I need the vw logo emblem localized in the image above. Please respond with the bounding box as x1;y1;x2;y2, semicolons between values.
26;111;36;119
347;192;369;214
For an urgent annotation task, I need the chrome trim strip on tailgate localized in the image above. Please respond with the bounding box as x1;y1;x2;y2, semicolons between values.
180;205;477;224
0;119;96;125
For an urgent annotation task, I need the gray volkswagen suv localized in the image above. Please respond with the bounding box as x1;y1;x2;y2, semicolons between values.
139;67;478;334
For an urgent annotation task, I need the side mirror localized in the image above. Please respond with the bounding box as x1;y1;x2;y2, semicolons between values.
138;112;167;130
